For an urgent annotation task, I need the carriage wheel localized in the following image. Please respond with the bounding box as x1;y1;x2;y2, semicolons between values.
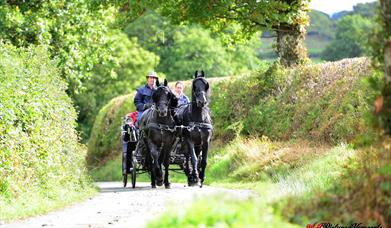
131;157;136;188
123;174;128;187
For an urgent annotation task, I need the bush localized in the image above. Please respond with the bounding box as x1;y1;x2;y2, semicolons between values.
0;43;91;211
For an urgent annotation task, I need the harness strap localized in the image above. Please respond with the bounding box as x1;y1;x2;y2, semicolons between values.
169;136;181;160
144;123;176;132
159;127;164;154
188;122;213;130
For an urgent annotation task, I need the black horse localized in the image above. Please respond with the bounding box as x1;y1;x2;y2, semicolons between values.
138;79;178;188
175;71;213;187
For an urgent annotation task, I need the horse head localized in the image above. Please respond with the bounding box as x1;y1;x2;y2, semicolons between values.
192;71;209;108
152;79;176;117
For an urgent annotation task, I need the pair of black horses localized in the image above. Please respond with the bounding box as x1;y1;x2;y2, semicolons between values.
138;71;212;189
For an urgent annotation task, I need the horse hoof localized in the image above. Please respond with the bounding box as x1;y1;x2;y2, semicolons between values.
188;181;198;187
156;180;163;187
151;185;156;189
165;184;171;189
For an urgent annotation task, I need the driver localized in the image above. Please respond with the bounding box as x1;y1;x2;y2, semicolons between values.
134;71;158;122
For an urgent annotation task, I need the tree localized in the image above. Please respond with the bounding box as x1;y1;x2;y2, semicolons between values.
125;12;260;80
321;15;373;61
353;2;379;19
307;10;335;39
110;0;310;67
380;0;391;135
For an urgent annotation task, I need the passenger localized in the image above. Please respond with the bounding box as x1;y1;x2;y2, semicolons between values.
174;81;190;107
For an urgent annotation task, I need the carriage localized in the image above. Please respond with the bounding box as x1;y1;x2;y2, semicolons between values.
121;72;212;189
121;112;187;188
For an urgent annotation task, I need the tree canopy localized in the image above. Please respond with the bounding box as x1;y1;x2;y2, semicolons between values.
0;1;118;94
108;0;310;66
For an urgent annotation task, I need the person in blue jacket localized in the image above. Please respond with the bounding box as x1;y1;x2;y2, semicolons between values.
174;81;190;107
134;71;158;122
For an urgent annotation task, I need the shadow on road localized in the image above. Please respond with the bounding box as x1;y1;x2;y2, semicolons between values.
97;182;191;193
99;185;153;193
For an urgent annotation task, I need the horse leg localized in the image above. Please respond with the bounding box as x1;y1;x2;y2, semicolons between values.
187;140;199;186
181;141;192;185
148;141;160;188
199;142;209;188
156;162;163;187
163;150;170;189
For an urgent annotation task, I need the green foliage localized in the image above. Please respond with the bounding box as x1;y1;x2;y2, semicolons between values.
110;0;311;66
352;2;379;19
156;0;309;39
76;31;158;139
211;58;376;144
0;1;117;94
321;15;374;61
125;12;260;80
0;43;93;219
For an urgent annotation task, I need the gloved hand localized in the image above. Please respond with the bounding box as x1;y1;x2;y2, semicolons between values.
143;103;152;110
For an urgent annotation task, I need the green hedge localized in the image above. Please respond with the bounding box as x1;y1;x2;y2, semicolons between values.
0;43;91;205
211;58;378;144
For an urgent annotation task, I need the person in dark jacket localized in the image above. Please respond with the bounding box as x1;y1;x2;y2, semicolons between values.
134;71;158;122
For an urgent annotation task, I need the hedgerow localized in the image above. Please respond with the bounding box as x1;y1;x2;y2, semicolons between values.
211;58;378;144
0;43;92;213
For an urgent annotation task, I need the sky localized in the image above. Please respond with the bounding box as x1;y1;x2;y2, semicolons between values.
309;0;377;15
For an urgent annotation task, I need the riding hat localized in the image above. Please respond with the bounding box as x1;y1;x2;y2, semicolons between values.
146;71;158;79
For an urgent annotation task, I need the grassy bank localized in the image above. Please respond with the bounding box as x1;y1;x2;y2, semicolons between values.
148;136;390;226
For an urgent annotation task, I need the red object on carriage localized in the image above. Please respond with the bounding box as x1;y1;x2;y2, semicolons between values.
125;111;138;127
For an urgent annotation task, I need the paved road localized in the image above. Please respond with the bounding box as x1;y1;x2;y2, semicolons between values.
3;182;254;228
